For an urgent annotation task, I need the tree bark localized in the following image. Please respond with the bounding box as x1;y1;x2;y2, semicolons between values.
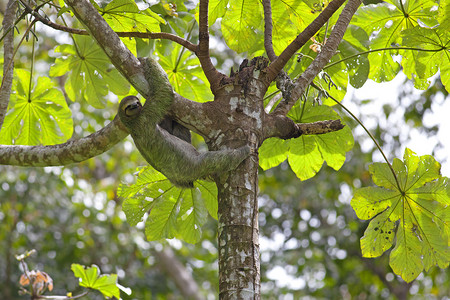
0;0;17;130
208;58;270;299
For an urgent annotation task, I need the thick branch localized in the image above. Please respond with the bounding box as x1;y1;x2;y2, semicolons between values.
273;0;362;116
0;117;128;166
262;0;276;61
266;0;347;82
264;114;344;140
0;0;17;130
197;0;225;93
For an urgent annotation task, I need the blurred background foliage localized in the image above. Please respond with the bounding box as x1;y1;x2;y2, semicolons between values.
1;0;449;299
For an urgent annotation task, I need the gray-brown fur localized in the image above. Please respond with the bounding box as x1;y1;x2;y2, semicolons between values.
118;58;250;188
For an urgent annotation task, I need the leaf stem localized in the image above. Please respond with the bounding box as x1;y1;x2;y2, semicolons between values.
28;25;36;102
323;88;403;191
324;46;445;70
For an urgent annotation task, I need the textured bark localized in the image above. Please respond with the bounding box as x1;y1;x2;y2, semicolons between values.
0;0;17;130
0;117;128;166
64;0;149;96
273;0;362;116
208;58;270;299
266;0;347;82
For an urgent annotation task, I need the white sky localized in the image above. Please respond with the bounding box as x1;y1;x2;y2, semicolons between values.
344;74;450;175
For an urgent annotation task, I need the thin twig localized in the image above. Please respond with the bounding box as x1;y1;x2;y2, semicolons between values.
262;0;276;61
310;82;402;191
17;0;197;51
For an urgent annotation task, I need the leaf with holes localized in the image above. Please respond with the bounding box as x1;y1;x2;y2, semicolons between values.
351;148;450;282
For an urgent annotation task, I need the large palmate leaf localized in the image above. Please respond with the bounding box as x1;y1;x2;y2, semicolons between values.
352;0;438;83
93;0;164;54
337;25;370;88
0;69;72;145
158;44;213;102
118;167;218;244
49;35;129;108
259;103;354;180
221;0;262;53
401;26;450;92
351;148;450;282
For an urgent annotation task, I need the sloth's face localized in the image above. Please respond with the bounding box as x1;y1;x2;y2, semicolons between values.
119;96;142;118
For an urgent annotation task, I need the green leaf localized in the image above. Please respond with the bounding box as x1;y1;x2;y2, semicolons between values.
158;44;214;102
360;209;396;257
98;0;164;33
351;187;399;220
145;189;181;241
259;138;289;170
351;148;450;282
50;35;129;108
401;26;450;93
209;0;229;26
71;264;121;299
287;104;354;180
177;187;208;244
270;0;298;55
0;69;73;145
221;0;262;53
119;167;218;243
196;180;219;220
353;0;439;83
338;25;370;88
389;220;424;282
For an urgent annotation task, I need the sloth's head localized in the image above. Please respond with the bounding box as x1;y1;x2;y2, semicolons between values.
118;95;143;128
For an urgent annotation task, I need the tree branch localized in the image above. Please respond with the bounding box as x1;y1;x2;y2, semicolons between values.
262;0;276;61
0;116;129;166
197;0;225;93
64;0;149;97
17;0;198;52
263;114;344;140
265;0;347;82
0;0;17;131
273;0;362;116
118;32;197;52
0;0;210;167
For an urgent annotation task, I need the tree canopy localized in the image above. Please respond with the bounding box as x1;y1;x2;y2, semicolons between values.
0;0;449;298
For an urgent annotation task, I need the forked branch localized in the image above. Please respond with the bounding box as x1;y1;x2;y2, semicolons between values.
266;0;347;82
273;0;362;116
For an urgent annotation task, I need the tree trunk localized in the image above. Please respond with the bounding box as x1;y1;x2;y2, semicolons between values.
211;57;270;299
217;153;260;299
